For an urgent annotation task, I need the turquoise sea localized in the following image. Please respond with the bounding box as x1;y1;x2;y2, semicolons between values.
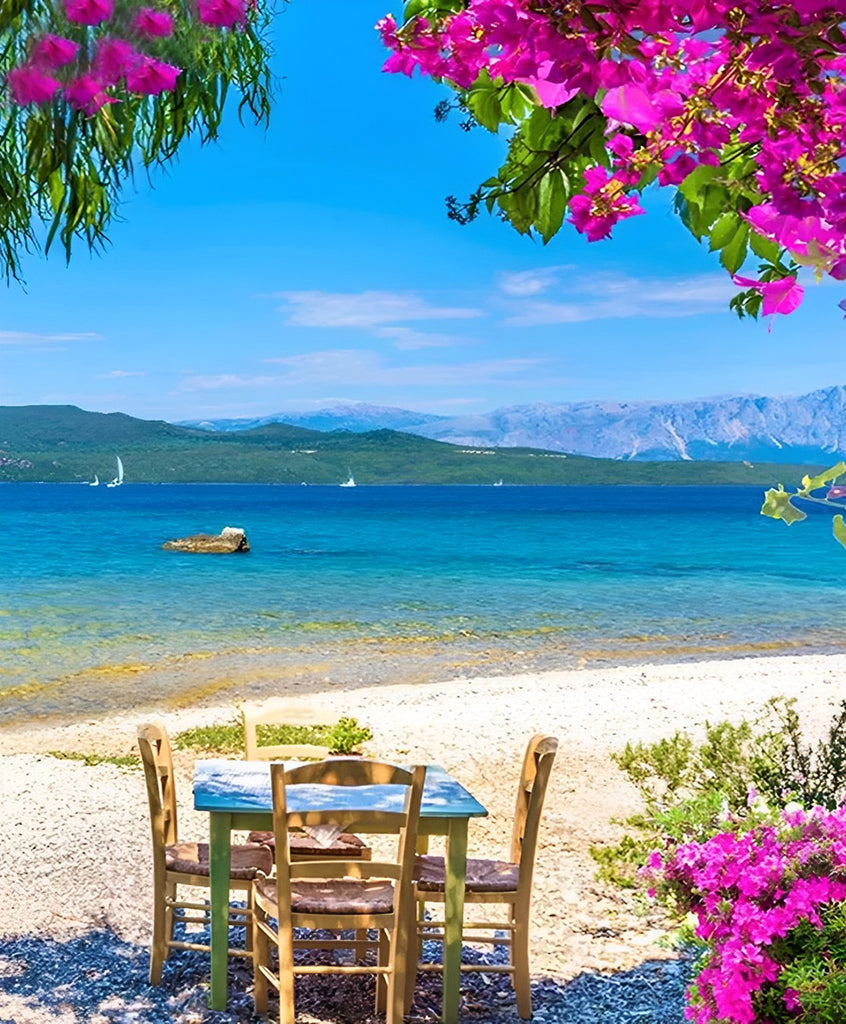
2;483;846;723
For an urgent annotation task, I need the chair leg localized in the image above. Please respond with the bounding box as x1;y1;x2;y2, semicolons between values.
252;903;269;1016
404;899;419;1015
387;920;409;1024
511;910;532;1020
352;927;369;964
376;929;390;1012
244;889;254;955
415;897;426;959
149;881;169;986
277;919;296;1024
164;880;177;947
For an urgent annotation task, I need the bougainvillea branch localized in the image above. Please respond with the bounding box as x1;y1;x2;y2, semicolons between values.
378;0;846;318
0;0;274;281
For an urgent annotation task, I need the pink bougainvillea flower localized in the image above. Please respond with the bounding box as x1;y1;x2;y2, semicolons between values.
93;39;140;85
601;84;660;133
528;76;577;109
733;275;805;316
568;166;646;241
64;0;114;25
197;0;247;28
6;65;61;105
64;75;115;115
125;56;180;94
658;154;698;186
30;34;79;70
133;7;175;37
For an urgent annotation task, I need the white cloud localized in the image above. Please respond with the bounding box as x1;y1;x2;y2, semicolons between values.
374;327;462;350
179;373;279;391
498;267;572;297
504;272;736;325
276;290;482;328
263;349;541;387
98;370;145;378
0;330;101;346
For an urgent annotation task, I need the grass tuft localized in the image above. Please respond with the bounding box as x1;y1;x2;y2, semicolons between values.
47;750;140;769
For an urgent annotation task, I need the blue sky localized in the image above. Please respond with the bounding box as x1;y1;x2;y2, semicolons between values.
2;0;845;422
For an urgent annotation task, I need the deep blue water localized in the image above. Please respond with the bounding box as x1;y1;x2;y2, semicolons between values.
2;484;846;711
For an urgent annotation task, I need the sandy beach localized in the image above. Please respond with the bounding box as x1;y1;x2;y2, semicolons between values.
2;651;846;1020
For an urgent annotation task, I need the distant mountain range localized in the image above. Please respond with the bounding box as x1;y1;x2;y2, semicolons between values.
178;386;846;464
0;404;819;485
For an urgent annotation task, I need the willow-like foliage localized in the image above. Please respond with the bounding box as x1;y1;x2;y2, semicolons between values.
0;0;274;281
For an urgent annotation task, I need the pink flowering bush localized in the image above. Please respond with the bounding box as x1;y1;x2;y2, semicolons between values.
378;0;846;318
0;0;273;282
647;806;846;1023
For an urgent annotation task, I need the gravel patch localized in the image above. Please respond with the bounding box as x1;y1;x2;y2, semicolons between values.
0;927;690;1024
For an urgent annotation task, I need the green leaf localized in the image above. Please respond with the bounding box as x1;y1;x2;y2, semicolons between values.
749;230;780;263
833;516;846;550
718;222;748;274
709;212;741;252
522;105;555;150
797;462;846;497
760;486;807;525
464;70;503;133
678;164;719;204
535;169;568;243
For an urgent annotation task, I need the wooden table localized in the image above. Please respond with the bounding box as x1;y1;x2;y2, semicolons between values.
193;759;488;1024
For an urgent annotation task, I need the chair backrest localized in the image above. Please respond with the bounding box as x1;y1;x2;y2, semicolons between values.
509;735;558;889
137;721;179;858
269;758;425;913
243;701;335;761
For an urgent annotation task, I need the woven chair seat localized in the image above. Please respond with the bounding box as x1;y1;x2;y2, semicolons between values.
165;841;273;879
414;854;520;893
248;829;370;857
255;875;396;915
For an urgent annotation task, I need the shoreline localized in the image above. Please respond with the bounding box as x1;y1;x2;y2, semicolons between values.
2;631;845;732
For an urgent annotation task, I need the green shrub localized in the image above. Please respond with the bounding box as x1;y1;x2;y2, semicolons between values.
327;716;373;755
592;698;846;891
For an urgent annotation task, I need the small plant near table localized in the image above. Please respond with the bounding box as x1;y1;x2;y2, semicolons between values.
328;716;373;755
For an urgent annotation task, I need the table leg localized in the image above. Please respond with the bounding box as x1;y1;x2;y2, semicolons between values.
208;812;232;1010
442;818;468;1024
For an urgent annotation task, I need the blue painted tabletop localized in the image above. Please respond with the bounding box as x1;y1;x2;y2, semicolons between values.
193;760;488;819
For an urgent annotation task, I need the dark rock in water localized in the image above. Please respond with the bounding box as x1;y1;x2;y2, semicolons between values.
162;526;249;553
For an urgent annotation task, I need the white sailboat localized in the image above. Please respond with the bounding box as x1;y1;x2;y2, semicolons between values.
107;456;124;488
339;471;356;488
89;474;99;487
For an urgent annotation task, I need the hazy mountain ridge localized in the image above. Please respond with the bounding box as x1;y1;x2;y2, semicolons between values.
181;386;846;464
181;403;446;435
0;404;819;485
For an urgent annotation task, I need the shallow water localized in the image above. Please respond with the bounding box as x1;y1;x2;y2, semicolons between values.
2;483;845;718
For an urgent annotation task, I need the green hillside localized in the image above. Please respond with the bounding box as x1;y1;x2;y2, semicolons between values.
0;404;823;485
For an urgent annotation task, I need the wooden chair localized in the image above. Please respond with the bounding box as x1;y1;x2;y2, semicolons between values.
243;701;337;761
243;702;371;863
411;734;558;1020
137;722;273;984
252;758;426;1024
